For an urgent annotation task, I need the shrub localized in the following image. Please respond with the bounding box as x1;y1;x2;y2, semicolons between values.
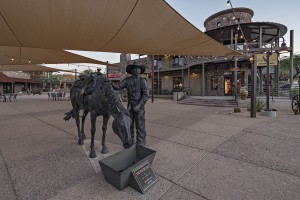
234;107;241;112
256;99;265;112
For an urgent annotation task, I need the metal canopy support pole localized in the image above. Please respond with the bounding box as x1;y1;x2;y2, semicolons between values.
181;59;184;90
157;55;160;95
188;65;190;96
234;34;238;101
106;61;109;79
259;26;262;48
266;52;271;110
251;54;257;118
290;30;294;85
230;28;233;49
202;62;205;96
151;55;154;103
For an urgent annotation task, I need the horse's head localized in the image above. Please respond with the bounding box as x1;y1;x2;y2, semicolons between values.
112;112;133;149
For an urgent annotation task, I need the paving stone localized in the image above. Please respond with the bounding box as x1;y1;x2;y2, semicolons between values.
149;140;207;182
213;131;300;177
167;129;226;151
161;184;206;200
6;144;95;200
177;153;300;200
146;121;183;140
188;120;245;138
153;115;199;129
49;173;173;200
0;153;16;200
202;114;267;127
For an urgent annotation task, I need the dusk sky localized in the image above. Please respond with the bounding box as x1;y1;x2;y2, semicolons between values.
53;0;300;72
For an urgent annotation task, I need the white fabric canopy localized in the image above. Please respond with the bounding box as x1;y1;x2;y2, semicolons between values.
0;0;241;57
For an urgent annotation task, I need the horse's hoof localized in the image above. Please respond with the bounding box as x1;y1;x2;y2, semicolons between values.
82;134;86;140
78;140;84;145
101;148;108;154
89;151;97;158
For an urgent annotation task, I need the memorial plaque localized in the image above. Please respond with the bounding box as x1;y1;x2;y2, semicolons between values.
130;161;158;194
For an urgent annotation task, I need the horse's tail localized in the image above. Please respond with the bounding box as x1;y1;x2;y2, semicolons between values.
64;109;74;121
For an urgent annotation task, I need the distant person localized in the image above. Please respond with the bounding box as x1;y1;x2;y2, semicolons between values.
112;64;149;146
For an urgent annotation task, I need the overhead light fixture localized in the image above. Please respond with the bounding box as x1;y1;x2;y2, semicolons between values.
227;0;230;5
278;39;289;53
11;58;14;61
28;59;31;63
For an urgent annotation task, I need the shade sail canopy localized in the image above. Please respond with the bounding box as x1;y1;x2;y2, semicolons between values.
0;46;117;66
0;0;241;57
0;64;75;72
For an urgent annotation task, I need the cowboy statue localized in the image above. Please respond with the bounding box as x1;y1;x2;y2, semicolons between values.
112;64;149;146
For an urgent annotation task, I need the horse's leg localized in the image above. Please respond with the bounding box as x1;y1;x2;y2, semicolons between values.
81;110;89;140
101;114;110;154
74;108;83;145
89;111;97;158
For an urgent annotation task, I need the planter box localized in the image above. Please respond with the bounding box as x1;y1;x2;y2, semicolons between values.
99;145;156;190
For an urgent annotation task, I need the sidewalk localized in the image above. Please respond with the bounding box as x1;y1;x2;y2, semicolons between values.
0;95;299;200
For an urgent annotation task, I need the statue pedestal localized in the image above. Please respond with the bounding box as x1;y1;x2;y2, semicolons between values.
99;145;156;192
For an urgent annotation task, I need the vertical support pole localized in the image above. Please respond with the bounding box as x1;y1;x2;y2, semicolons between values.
202;62;205;96
266;52;270;110
181;58;184;91
157;55;160;95
106;61;109;79
234;34;238;101
290;30;294;85
151;55;154;103
230;28;234;49
251;54;257;118
259;26;263;48
188;65;190;96
75;69;77;81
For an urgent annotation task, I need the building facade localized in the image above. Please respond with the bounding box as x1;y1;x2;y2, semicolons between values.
109;7;288;97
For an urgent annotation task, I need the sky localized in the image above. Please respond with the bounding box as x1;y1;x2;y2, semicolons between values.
52;0;300;73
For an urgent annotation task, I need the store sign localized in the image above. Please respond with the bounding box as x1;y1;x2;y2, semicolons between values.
257;53;278;66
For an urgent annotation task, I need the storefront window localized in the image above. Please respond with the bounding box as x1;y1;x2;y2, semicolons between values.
211;76;218;90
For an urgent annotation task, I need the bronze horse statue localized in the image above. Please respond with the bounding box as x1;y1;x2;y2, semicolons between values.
64;73;133;158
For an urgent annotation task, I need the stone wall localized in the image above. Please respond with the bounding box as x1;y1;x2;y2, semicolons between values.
205;12;252;31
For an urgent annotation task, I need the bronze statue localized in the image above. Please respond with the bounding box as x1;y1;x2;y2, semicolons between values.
64;72;133;158
113;64;149;146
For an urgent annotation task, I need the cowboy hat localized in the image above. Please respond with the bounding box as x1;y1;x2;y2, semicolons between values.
126;64;146;74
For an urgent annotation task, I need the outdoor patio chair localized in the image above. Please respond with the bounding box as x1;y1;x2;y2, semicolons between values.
50;92;57;101
9;93;17;102
0;94;6;102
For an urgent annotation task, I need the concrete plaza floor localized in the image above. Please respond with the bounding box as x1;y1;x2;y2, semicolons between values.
0;94;300;200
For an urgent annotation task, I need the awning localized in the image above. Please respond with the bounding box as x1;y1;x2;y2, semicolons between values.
0;0;241;57
0;65;75;72
0;73;14;83
0;46;117;66
9;77;38;84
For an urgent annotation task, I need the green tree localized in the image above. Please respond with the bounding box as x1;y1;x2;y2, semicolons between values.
82;68;93;75
280;54;300;79
39;72;60;89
